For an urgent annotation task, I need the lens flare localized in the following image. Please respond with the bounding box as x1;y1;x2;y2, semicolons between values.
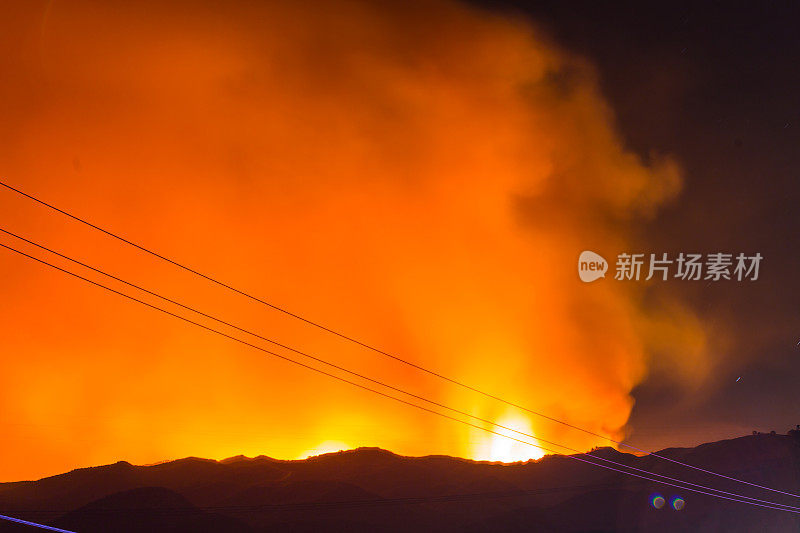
671;496;685;511
650;494;666;509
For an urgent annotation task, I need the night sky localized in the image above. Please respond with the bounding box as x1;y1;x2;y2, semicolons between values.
486;0;800;448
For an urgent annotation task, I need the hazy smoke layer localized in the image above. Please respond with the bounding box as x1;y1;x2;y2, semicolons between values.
0;0;701;479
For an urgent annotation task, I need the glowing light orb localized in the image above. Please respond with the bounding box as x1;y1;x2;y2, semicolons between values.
650;494;666;509
671;497;685;511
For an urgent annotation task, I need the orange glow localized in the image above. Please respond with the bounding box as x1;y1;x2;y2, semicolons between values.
472;414;545;463
0;0;706;481
299;441;352;460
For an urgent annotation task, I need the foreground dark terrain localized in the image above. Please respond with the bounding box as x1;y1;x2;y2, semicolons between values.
1;433;799;532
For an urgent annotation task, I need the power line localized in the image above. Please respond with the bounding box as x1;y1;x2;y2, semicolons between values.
0;513;75;532
1;242;799;514
1;179;797;501
3;227;799;512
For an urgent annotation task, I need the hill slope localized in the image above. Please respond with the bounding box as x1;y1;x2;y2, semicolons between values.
1;433;799;532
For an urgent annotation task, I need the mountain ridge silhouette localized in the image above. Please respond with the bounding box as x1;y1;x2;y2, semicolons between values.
1;433;799;532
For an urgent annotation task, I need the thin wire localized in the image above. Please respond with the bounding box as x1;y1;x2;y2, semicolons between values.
1;180;798;499
4;227;799;512
1;242;799;514
0;513;75;532
0;181;800;498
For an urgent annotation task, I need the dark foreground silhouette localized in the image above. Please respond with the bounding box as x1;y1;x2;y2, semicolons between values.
1;432;799;532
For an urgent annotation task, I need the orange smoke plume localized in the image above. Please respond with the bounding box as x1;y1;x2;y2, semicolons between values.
0;0;700;481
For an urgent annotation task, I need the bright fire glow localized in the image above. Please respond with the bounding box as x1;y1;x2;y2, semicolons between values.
472;415;545;462
298;441;352;459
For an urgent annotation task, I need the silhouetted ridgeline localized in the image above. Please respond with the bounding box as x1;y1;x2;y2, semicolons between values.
1;433;799;532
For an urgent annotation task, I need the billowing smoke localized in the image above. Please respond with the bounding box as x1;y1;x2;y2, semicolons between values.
0;0;703;480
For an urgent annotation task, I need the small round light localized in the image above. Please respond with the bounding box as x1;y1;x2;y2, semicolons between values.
650;494;666;509
671;497;685;511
